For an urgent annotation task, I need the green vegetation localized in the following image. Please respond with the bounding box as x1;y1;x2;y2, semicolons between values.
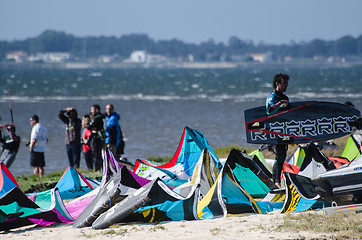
1;30;362;61
210;227;222;236
149;225;166;231
102;229;116;235
278;212;362;238
147;155;172;164
213;145;246;158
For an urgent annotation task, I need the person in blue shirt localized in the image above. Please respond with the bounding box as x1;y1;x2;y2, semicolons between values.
265;73;290;188
105;104;125;159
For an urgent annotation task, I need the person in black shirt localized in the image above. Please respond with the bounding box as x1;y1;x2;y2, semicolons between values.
88;104;105;171
0;124;20;168
58;107;82;168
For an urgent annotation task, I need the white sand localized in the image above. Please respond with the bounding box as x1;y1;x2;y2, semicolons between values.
1;212;333;240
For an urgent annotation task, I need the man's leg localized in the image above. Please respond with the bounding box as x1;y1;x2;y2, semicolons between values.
39;167;44;177
273;144;287;187
66;145;74;167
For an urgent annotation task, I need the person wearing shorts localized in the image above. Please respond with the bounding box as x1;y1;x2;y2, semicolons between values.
29;115;48;177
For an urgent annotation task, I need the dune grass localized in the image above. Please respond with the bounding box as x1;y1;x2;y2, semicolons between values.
277;211;362;238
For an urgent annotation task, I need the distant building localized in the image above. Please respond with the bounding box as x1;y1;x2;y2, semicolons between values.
284;56;293;62
97;55;118;63
6;51;28;63
45;52;73;62
229;54;245;62
129;50;148;63
245;52;273;63
125;50;168;63
28;52;74;63
148;54;167;63
187;54;194;62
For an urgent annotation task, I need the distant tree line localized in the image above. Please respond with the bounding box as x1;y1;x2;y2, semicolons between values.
1;30;362;62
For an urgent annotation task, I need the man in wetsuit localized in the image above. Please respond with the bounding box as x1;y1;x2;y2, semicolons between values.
266;73;290;188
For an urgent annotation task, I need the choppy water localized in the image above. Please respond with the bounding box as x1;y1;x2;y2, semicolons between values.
0;66;361;176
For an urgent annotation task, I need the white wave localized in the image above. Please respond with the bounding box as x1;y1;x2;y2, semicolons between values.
1;91;362;103
89;72;103;77
290;92;362;99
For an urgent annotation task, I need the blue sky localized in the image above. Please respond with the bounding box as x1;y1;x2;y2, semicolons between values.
1;0;361;45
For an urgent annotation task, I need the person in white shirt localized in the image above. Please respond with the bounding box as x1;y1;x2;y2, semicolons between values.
29;115;48;177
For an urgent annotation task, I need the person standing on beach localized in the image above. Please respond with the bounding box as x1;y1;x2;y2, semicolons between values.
105;104;125;159
266;73;290;188
58;107;82;168
29;115;48;177
0;124;21;168
88;104;105;171
81;114;93;170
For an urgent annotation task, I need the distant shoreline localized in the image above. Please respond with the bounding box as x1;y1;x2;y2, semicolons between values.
1;60;362;70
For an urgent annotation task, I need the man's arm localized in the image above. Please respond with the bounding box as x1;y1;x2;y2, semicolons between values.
58;109;69;124
266;94;289;115
30;138;37;152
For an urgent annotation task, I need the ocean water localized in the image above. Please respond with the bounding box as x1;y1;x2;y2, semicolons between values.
1;66;362;177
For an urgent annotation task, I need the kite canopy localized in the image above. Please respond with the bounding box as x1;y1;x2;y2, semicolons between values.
3;129;362;231
54;166;100;199
341;134;362;161
92;148;217;229
27;166;100;200
227;148;274;197
134;126;222;187
73;165;149;228
0;187;74;231
0;163;21;197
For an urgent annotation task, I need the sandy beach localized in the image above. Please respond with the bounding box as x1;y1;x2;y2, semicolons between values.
1;212;335;240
